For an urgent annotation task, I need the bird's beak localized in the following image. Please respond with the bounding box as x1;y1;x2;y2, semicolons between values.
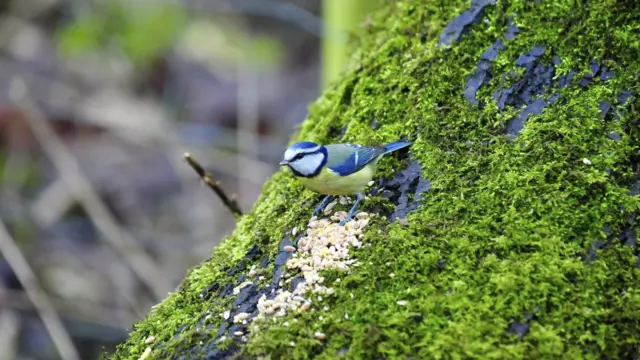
279;160;288;166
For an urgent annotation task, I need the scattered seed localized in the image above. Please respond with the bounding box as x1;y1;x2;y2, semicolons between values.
397;300;408;306
583;158;592;165
223;310;230;320
292;227;298;236
284;245;296;253
345;313;349;320
234;331;244;337
144;336;156;344
314;331;326;340
367;180;375;186
323;306;329;311
138;347;152;360
290;341;295;347
323;201;337;214
233;312;250;323
398;218;409;226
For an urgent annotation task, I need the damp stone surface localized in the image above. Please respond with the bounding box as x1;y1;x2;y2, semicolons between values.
110;0;640;359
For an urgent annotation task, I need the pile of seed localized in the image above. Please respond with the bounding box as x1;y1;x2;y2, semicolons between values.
253;203;370;322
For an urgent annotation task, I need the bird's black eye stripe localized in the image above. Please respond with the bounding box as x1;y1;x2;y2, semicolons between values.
292;153;305;161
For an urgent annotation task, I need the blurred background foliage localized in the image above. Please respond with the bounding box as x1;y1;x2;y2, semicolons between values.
0;0;376;359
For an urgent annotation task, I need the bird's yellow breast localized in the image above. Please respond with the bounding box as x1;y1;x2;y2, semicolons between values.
299;165;375;195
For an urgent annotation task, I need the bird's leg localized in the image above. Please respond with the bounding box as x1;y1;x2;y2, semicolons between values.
312;195;335;217
339;193;365;226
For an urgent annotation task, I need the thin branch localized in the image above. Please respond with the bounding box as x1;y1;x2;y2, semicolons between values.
0;286;134;328
0;309;19;359
0;219;81;360
8;77;171;301
183;152;243;217
237;61;261;210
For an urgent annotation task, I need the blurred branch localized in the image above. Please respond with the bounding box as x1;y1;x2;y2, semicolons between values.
0;309;19;359
8;78;172;302
0;219;81;360
0;286;131;331
237;62;260;210
321;0;381;88
156;0;341;40
183;153;243;217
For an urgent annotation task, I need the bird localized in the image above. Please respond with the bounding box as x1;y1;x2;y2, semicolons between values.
279;140;412;225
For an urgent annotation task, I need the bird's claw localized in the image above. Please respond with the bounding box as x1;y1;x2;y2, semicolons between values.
312;195;335;218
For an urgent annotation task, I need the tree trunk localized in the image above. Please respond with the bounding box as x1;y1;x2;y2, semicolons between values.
110;0;640;358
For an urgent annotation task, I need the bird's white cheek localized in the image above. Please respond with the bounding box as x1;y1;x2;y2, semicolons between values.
290;154;324;176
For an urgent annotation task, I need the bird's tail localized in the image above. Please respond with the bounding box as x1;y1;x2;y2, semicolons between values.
383;141;412;154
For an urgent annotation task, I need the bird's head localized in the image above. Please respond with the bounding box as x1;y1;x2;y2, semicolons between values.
279;141;328;178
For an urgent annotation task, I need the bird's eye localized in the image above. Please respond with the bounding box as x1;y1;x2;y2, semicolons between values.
292;153;305;161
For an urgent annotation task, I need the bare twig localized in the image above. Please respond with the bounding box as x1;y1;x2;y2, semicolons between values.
0;286;134;328
183;153;243;217
237;61;261;210
0;309;19;359
8;77;171;301
0;219;81;360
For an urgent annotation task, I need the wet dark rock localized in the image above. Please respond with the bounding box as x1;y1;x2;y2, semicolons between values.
219;283;234;298
481;39;504;61
608;132;622;141
579;60;602;87
259;255;270;268
234;284;258;306
291;277;305;291
371;116;381;130
504;17;519;40
600;67;614;81
226;260;246;276
377;160;432;221
599;101;611;118
217;323;228;337
438;0;495;46
275;237;294;266
557;69;574;88
506;98;547;136
493;46;553;111
515;45;546;67
618;90;633;105
237;292;261;314
236;274;247;283
508;312;534;339
465;39;504;105
200;282;220;300
272;266;286;288
587;240;606;262
437;259;446;270
202;344;239;360
587;60;600;78
621;229;637;247
244;244;262;260
509;321;530;339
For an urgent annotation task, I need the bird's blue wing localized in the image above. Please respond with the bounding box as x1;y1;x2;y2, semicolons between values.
325;144;386;176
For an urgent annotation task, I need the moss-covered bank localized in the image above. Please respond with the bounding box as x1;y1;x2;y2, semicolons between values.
110;0;640;358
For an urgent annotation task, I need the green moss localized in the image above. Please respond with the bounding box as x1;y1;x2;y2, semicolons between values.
109;0;640;358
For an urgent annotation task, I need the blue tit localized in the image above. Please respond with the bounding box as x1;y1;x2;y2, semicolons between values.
279;140;412;225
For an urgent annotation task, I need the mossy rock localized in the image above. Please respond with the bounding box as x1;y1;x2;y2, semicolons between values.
109;0;640;359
